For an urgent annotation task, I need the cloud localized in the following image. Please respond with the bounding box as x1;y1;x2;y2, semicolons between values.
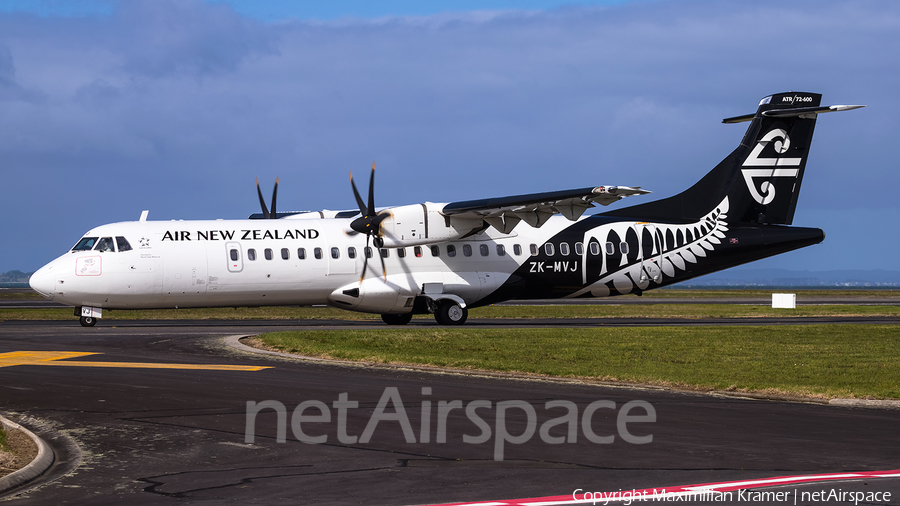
1;0;898;271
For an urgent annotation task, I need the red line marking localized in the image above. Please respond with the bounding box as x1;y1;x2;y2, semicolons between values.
426;469;900;505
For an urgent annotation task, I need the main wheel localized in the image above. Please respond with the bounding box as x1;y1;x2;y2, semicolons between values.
435;300;467;325
79;316;97;327
381;313;413;325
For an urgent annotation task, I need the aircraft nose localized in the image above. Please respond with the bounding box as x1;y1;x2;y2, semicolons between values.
29;264;57;299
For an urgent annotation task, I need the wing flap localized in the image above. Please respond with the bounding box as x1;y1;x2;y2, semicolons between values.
442;185;650;232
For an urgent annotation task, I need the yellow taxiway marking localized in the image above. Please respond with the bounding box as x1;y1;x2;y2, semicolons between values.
0;351;270;371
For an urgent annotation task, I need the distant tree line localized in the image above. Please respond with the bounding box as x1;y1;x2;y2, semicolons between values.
0;271;33;283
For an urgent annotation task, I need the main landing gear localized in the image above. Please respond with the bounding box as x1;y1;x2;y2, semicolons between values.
380;299;468;326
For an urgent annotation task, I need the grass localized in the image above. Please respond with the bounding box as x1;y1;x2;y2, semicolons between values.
258;325;900;400
0;427;8;453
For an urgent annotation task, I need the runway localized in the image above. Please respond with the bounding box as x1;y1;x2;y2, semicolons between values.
1;320;899;505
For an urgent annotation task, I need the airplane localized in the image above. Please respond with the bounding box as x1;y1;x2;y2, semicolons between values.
29;92;863;327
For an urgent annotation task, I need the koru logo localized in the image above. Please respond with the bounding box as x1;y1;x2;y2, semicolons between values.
741;129;801;205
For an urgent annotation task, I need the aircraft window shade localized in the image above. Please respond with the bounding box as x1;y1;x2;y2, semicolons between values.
590;242;600;256
463;244;472;257
281;248;289;260
297;248;306;260
605;242;615;255
397;248;405;258
314;247;323;260
559;243;570;256
530;244;538;256
115;237;133;252
230;249;239;262
95;237;115;252
331;247;340;259
480;244;489;257
619;242;629;255
381;249;389;258
497;244;506;256
348;247;357;259
248;249;257;261
430;245;440;257
414;246;422;257
447;245;456;257
575;242;584;256
544;243;555;256
72;237;99;251
265;248;274;260
513;244;522;256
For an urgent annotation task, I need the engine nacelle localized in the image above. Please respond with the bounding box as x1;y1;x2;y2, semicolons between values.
327;280;417;314
378;203;483;248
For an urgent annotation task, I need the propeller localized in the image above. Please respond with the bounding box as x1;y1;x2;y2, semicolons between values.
256;177;279;219
350;162;389;281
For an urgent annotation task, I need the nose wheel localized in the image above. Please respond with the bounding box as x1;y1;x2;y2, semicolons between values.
79;316;97;327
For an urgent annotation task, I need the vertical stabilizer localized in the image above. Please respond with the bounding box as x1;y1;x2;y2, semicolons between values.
603;92;863;225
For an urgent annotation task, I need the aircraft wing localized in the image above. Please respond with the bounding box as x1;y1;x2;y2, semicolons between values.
441;186;650;233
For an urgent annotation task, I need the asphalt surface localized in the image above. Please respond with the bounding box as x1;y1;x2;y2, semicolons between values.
1;318;899;505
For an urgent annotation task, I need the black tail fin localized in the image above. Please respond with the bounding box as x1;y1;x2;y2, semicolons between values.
603;92;862;225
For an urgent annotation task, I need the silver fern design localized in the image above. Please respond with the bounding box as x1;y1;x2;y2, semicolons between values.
572;197;730;297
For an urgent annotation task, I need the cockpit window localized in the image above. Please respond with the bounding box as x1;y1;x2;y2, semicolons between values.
73;237;99;251
116;237;133;252
94;237;115;252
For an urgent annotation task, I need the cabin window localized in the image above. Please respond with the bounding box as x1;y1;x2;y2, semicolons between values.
397;248;405;258
430;245;440;257
447;245;456;257
590;242;600;256
116;237;133;252
348;247;357;259
265;248;273;260
314;247;323;260
530;244;538;256
230;249;239;262
496;244;506;256
619;242;629;255
513;244;522;256
414;246;423;258
605;242;615;255
575;242;584;255
248;249;257;261
480;244;489;257
95;237;115;252
544;243;555;256
297;248;306;260
281;248;289;260
72;237;99;251
381;248;389;258
331;247;340;259
559;242;570;256
365;247;373;259
463;244;472;257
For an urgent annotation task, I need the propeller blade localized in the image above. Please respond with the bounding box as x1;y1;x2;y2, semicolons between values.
378;246;386;281
270;177;279;218
256;178;270;219
349;172;367;216
359;234;371;283
367;162;376;216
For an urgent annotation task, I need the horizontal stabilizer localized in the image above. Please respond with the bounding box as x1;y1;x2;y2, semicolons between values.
724;104;866;123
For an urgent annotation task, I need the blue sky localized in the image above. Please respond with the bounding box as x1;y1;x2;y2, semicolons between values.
1;0;897;273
